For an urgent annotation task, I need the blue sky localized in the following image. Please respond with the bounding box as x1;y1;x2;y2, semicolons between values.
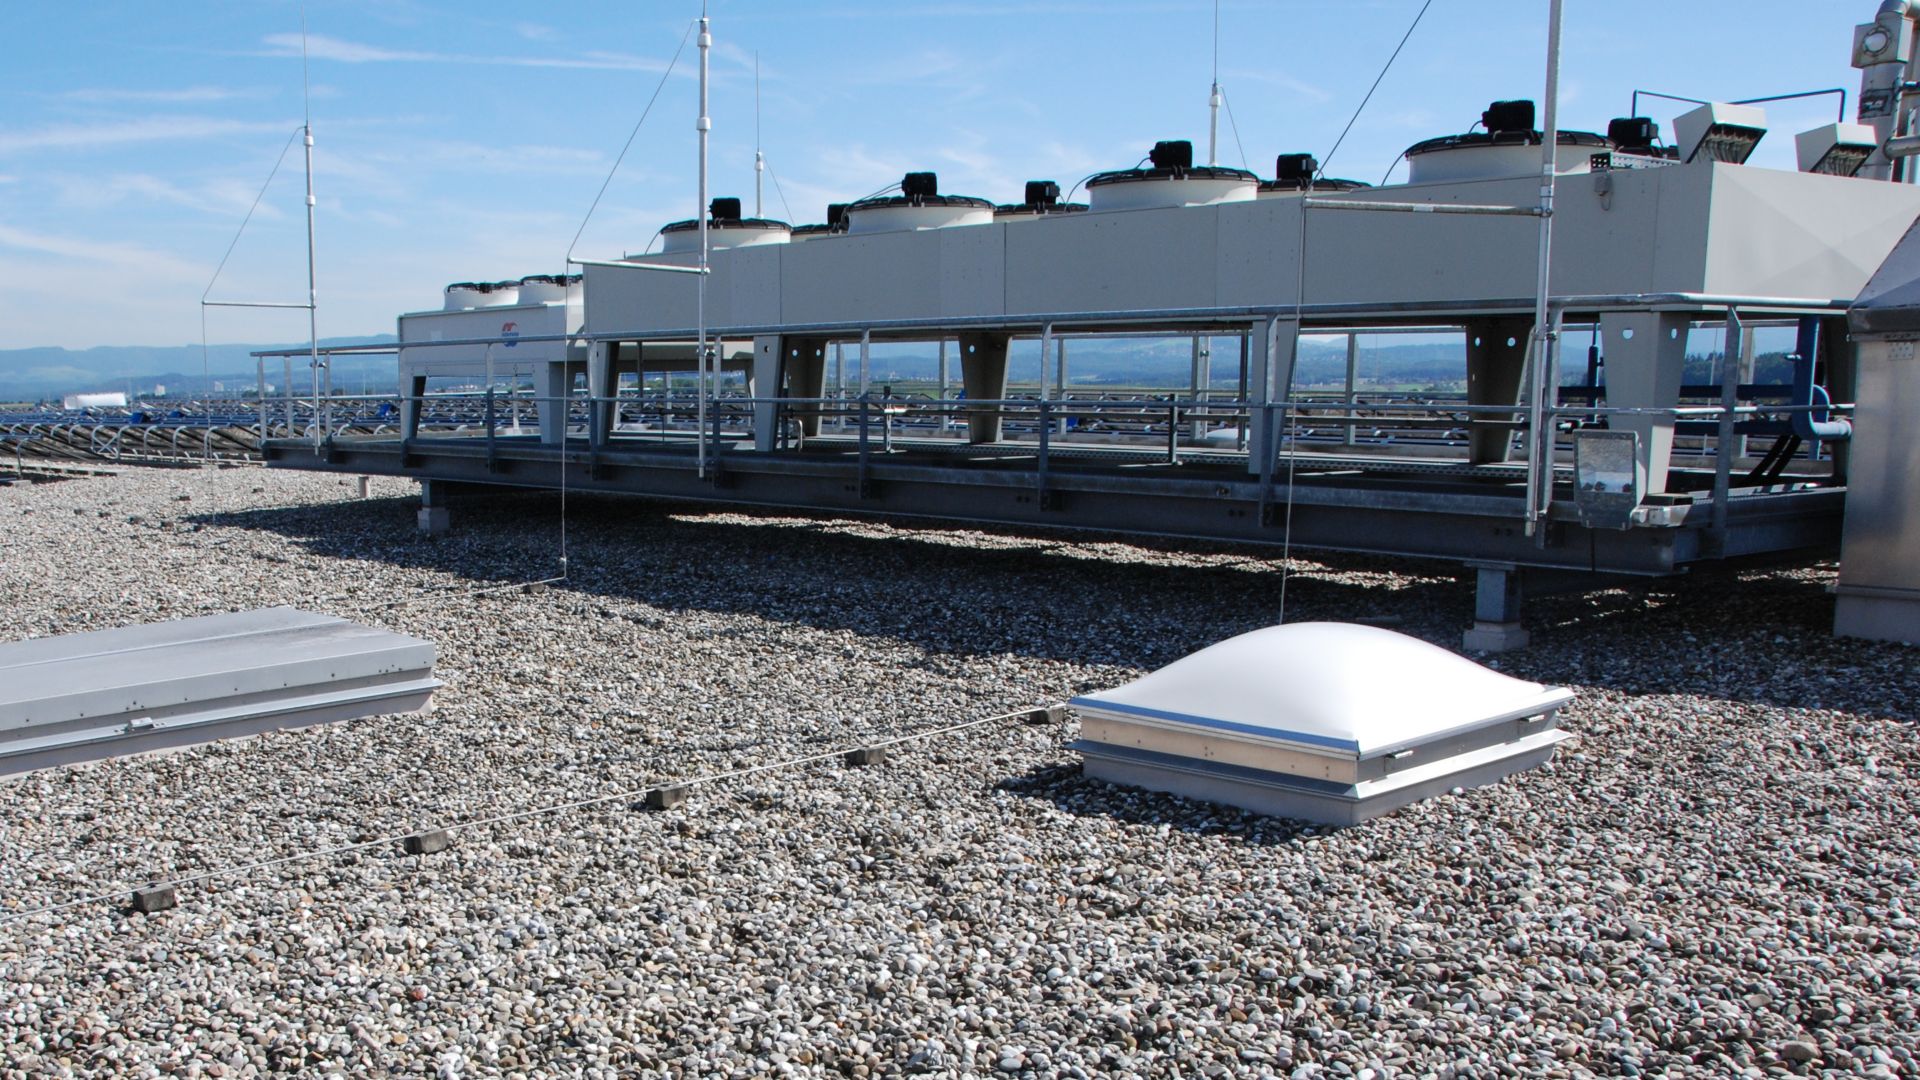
0;0;1864;348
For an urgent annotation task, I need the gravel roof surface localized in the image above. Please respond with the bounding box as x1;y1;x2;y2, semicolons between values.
0;465;1915;1079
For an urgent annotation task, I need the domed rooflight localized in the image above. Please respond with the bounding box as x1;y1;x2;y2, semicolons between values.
1070;622;1574;826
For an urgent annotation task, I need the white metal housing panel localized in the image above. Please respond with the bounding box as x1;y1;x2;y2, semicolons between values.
938;224;1006;318
1701;163;1920;299
1005;205;1219;313
727;244;784;327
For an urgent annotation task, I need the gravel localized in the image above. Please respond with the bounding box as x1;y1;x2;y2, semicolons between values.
1;465;1916;1079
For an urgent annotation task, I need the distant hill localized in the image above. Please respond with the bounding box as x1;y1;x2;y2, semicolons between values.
4;334;1787;403
0;337;397;402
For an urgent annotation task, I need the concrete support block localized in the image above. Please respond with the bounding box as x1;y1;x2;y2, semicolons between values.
417;506;451;535
355;476;371;499
1025;705;1067;725
130;884;177;914
1462;621;1531;653
1463;563;1528;652
844;747;887;767
644;785;689;810
402;829;451;856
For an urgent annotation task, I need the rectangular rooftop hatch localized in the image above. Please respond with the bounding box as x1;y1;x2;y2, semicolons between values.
0;607;440;777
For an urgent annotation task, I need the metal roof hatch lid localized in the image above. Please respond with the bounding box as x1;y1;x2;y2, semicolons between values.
1069;622;1574;826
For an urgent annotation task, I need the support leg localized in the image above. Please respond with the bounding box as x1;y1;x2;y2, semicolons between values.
958;332;1012;444
417;479;451;535
1599;312;1690;495
1464;318;1533;465
1246;318;1299;475
587;341;614;448
1462;563;1528;652
401;375;427;441
537;362;570;445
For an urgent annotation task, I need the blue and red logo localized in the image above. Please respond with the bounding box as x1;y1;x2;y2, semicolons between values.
501;320;520;348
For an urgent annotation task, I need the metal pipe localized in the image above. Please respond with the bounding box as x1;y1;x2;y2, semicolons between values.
202;300;316;310
1343;334;1359;447
1526;0;1564;538
695;7;711;478
1056;337;1069;435
1858;1;1919;180
859;328;871;396
1236;333;1250;452
567;257;709;275
1301;198;1543;217
1711;308;1742;542
1038;323;1052;408
302;123;321;450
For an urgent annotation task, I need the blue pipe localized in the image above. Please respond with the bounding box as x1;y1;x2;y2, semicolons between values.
1790;317;1851;444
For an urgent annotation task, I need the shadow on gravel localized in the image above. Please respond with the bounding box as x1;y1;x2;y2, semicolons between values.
189;490;1474;671
191;490;1918;719
994;762;1321;845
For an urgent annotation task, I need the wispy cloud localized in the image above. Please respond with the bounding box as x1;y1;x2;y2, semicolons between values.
514;22;557;42
46;172;287;219
1223;69;1333;104
62;85;261;105
260;32;685;74
0;116;295;154
0;222;203;277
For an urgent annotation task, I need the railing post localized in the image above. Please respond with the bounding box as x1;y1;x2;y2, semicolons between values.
1166;402;1180;464
1344;333;1359;447
856;393;872;497
1037;398;1051;503
1710;308;1742;549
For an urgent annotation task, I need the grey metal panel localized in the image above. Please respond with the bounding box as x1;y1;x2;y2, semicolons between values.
1215;198;1295;308
0;607;440;777
1647;163;1714;294
0;607;326;670
782;231;946;324
582;259;702;337
728;244;784;327
1835;339;1920;642
400;302;580;377
579;167;1920;340
1549;168;1664;296
1005;206;1219;313
1703;164;1920;300
1076;729;1571;827
1850;215;1920;335
938;225;1005;318
1312;179;1539;304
